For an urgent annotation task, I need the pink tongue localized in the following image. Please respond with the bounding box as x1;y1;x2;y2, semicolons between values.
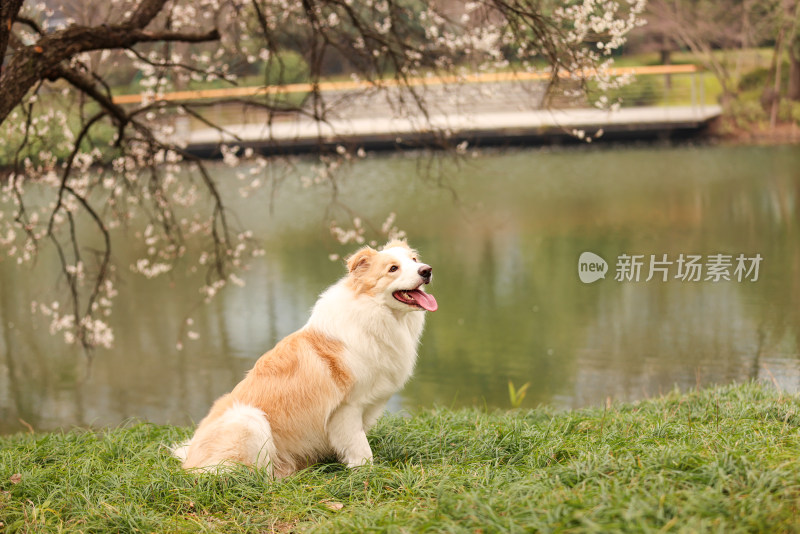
410;290;438;312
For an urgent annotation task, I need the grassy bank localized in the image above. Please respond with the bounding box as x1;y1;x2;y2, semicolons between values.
2;383;800;532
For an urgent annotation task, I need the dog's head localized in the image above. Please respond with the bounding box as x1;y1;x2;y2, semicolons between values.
345;240;438;312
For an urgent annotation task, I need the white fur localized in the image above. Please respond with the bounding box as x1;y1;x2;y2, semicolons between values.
173;404;276;475
173;241;434;476
308;280;426;465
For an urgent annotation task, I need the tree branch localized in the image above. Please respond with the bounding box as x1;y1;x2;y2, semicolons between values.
49;64;130;126
13;15;43;36
124;0;169;29
0;20;219;123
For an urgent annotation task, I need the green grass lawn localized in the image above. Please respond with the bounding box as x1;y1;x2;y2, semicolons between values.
2;382;800;533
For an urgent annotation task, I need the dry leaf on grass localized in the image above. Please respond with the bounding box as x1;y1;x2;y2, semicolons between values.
320;500;344;511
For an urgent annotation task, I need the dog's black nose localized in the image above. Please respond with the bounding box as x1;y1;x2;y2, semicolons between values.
418;265;432;283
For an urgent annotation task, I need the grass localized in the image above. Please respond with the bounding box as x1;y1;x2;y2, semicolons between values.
2;382;800;533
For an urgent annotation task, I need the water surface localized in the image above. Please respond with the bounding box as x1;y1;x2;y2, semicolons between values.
1;144;798;434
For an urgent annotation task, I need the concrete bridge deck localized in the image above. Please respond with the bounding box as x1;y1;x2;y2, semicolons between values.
181;104;723;157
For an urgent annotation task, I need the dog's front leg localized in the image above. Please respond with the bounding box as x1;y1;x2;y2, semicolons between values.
362;399;389;432
327;404;373;468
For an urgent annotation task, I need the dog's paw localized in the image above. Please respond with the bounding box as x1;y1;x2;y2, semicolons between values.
169;441;190;462
345;454;373;468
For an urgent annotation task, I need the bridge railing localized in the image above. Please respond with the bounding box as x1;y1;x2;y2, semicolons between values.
588;65;714;112
112;65;716;131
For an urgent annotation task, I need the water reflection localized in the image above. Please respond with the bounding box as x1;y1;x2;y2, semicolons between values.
1;144;798;433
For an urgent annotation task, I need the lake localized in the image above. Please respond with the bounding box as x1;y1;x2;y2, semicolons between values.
1;143;798;434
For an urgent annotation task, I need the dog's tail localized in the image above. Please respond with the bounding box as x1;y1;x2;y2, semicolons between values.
171;403;276;475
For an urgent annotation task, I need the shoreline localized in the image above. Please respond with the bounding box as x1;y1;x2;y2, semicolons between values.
0;115;796;176
713;121;800;146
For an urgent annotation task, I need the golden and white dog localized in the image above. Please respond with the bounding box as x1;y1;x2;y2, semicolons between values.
172;240;437;477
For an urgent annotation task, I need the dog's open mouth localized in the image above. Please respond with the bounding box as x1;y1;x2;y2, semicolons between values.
393;289;438;311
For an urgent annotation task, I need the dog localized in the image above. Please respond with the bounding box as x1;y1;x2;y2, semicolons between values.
172;240;437;477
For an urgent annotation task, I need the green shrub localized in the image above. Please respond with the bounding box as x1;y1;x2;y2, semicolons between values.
727;97;767;125
739;62;791;93
778;99;800;124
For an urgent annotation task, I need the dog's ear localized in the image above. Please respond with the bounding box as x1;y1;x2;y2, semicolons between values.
346;246;377;274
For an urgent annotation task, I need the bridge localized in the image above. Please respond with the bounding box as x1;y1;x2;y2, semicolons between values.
114;65;722;156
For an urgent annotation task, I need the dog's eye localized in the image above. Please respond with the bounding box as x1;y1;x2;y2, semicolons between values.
389;265;399;273
412;257;418;262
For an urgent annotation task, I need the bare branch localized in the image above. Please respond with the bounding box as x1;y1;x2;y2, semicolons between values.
13;15;43;36
49;65;129;126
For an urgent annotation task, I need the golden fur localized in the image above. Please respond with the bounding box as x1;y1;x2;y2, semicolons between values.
181;329;351;476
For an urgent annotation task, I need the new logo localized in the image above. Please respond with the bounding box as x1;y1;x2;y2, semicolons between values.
578;252;608;284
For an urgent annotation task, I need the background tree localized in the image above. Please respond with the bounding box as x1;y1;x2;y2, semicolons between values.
644;0;771;107
764;0;800;127
642;0;800;127
0;0;644;350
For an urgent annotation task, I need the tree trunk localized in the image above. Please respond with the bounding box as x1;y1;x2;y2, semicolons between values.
789;40;800;102
660;45;672;90
0;0;25;69
764;26;785;129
